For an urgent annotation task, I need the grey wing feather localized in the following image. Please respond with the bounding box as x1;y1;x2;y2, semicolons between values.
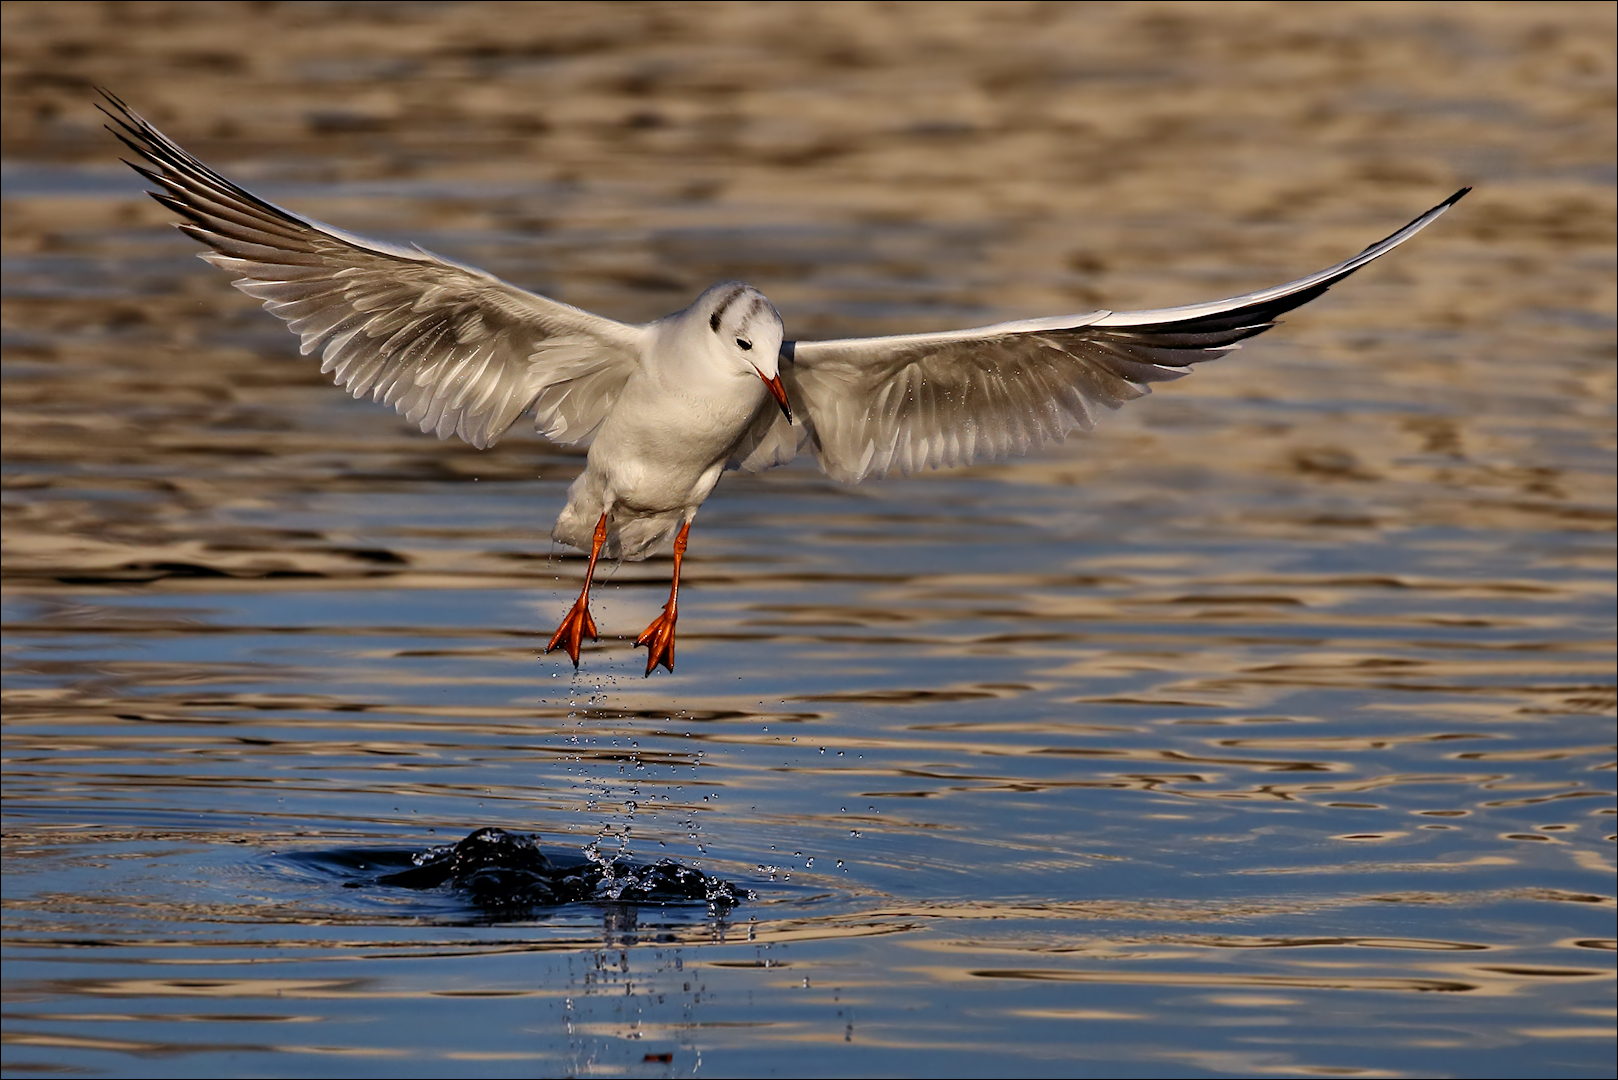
100;90;644;450
779;189;1468;483
730;399;809;472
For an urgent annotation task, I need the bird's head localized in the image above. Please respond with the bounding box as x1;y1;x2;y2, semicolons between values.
695;281;790;420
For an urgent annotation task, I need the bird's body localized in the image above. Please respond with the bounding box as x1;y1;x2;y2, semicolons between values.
553;282;785;562
101;91;1467;674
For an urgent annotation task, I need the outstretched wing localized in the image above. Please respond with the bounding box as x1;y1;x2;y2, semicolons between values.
101;91;645;449
767;189;1467;483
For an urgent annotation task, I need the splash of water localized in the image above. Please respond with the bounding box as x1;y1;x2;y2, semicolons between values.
375;827;747;909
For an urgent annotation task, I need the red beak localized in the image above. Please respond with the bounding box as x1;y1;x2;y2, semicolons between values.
758;370;792;421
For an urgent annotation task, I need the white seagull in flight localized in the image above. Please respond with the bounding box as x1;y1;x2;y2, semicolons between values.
102;91;1467;675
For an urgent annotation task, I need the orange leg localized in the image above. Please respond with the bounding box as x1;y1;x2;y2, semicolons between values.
545;512;608;668
635;520;690;676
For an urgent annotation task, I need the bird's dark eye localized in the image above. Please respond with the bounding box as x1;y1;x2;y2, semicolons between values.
736;338;753;351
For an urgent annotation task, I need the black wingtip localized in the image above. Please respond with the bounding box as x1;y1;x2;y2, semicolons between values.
94;87;138;134
1350;187;1472;258
95;86;125;115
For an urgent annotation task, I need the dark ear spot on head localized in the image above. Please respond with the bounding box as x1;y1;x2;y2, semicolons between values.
707;283;747;334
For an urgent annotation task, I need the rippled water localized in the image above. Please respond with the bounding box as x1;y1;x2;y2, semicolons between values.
4;4;1615;1076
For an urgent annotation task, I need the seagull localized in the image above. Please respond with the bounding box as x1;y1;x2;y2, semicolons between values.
100;91;1467;676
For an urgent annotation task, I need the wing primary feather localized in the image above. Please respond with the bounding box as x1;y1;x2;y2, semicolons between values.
103;89;643;451
781;190;1464;483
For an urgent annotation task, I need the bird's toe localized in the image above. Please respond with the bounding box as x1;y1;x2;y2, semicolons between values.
545;599;598;668
635;608;678;676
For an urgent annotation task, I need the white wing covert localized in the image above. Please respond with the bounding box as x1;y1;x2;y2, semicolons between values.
102;92;643;450
776;190;1467;483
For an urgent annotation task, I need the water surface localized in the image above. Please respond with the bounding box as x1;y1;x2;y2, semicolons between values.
4;4;1614;1076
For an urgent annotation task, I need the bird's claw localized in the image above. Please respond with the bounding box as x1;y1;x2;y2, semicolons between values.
634;604;678;676
545;598;598;668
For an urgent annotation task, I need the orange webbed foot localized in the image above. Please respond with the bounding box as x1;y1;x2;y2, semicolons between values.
634;604;678;676
545;596;598;668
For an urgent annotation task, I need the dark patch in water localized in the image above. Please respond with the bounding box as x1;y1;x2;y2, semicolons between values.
303;827;746;910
